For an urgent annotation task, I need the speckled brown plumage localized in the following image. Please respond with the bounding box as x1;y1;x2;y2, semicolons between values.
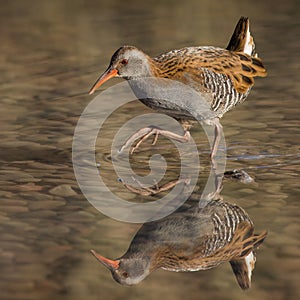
154;47;266;93
152;46;266;116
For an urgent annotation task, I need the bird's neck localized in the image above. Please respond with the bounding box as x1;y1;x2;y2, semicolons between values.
151;55;182;78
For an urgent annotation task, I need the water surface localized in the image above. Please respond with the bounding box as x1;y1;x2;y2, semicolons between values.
0;1;299;300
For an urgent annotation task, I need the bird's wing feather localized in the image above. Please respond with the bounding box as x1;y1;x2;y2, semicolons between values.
155;47;267;94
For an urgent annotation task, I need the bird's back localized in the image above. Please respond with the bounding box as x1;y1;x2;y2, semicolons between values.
153;17;267;117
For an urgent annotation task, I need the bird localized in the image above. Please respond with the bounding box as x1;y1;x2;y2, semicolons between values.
91;198;267;289
89;16;267;158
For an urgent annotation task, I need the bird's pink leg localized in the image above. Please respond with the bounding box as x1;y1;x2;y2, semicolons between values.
210;118;223;160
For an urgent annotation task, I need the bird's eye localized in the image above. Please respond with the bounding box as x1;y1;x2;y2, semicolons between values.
122;271;129;278
120;59;128;65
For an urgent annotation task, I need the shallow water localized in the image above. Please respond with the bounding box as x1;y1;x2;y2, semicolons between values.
0;1;299;300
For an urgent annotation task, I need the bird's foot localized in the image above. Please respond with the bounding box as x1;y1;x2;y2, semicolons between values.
119;126;190;154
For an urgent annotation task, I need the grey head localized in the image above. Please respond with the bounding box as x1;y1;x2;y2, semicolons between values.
91;250;151;286
89;46;154;94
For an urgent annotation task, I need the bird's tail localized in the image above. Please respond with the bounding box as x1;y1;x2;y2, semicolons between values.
229;222;267;289
226;16;258;57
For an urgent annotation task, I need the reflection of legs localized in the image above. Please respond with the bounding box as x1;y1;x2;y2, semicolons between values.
119;126;191;154
209;118;255;185
120;177;190;196
206;170;224;201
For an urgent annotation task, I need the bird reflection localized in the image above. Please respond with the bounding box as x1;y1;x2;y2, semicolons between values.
91;190;267;289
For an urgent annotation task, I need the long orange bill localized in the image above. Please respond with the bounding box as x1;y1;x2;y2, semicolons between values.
89;68;118;95
90;249;120;270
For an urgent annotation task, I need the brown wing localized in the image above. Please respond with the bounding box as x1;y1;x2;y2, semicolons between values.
155;47;267;94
